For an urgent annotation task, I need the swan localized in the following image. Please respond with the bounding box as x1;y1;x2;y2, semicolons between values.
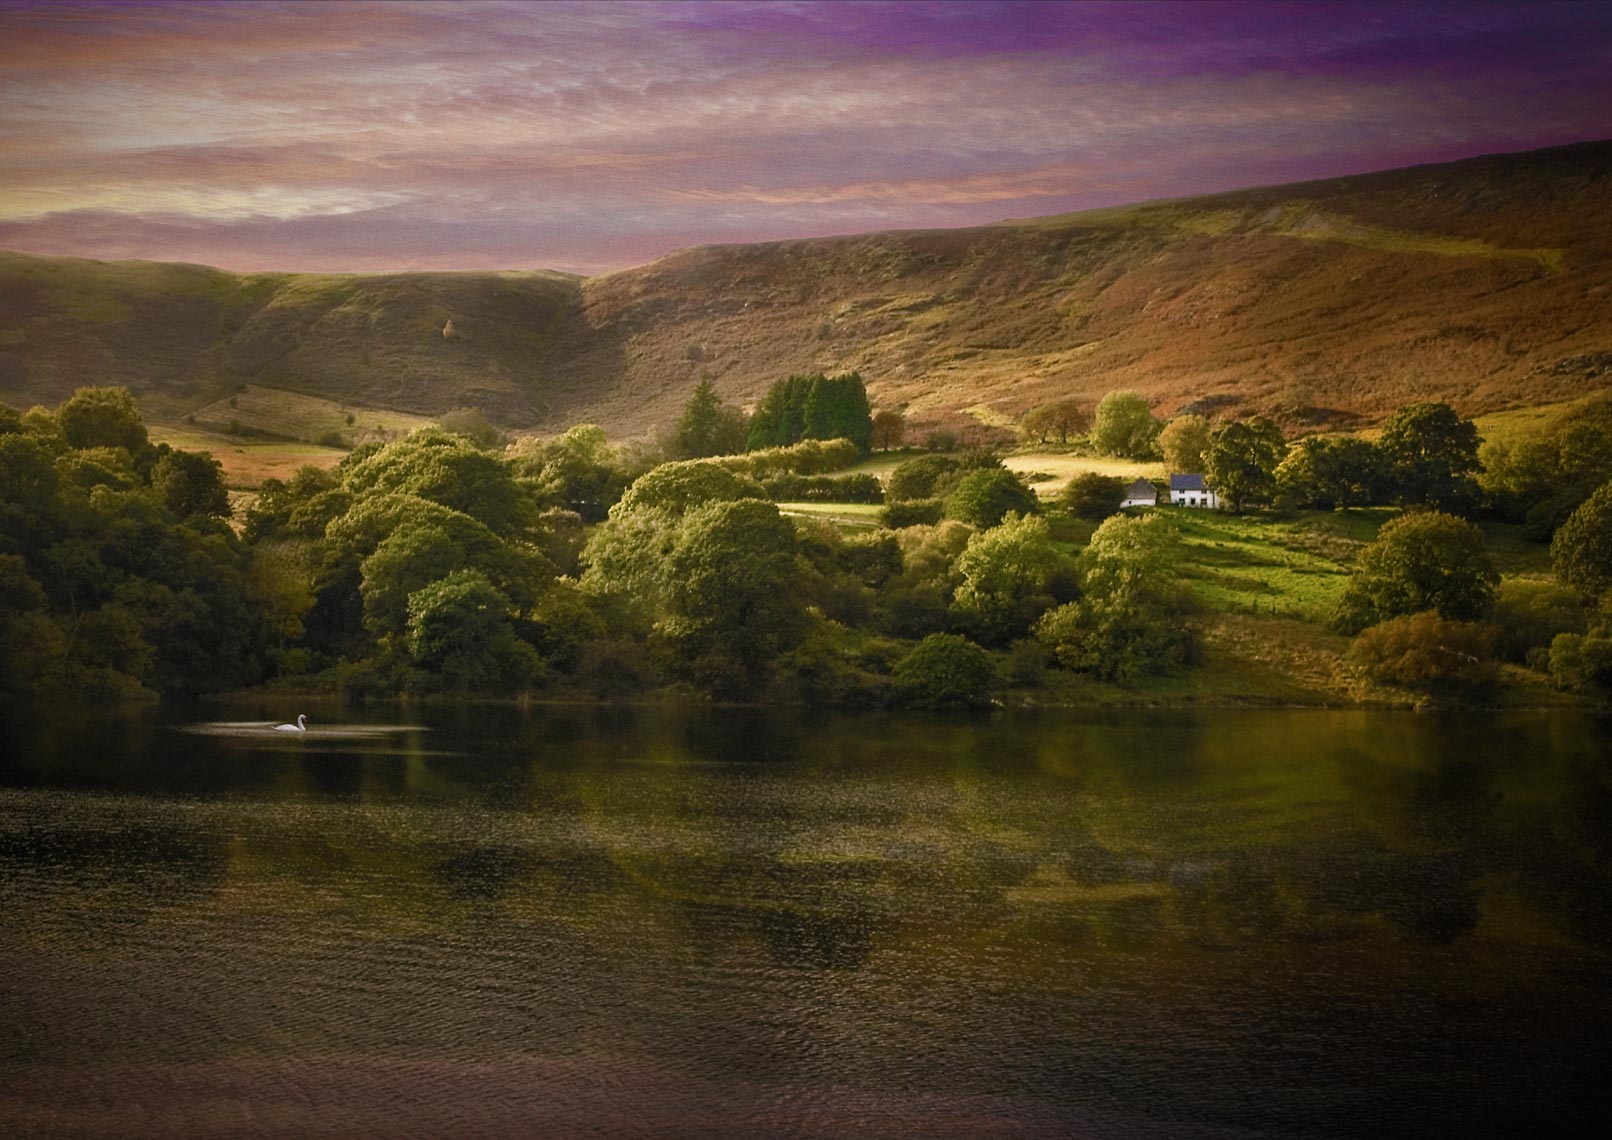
274;714;309;733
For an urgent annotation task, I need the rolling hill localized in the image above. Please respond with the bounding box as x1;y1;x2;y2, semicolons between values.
2;140;1609;440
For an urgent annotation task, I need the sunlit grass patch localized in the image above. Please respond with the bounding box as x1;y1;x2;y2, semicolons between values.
777;502;883;528
1168;509;1389;621
147;424;346;489
187;384;435;446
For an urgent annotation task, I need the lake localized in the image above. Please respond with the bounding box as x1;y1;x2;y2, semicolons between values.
2;702;1610;1138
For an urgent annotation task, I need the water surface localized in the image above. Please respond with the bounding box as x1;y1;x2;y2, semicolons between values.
2;703;1609;1138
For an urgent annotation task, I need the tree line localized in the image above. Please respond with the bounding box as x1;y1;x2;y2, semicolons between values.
3;380;1612;708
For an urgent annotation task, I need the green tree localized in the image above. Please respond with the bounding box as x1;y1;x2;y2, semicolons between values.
57;386;149;454
659;498;806;693
341;428;531;536
1331;511;1499;634
1204;417;1287;513
886;454;962;501
747;372;872;453
951;513;1072;644
893;633;995;710
1090;391;1161;459
512;424;632;523
1061;472;1125;521
1159;414;1211;473
804;372;873;453
1378;402;1481;513
1035;514;1191;683
945;468;1038;528
406;569;544;693
1276;436;1385;509
672;375;747;459
437;407;507;449
151;448;230;518
1551;480;1612;599
614;460;766;516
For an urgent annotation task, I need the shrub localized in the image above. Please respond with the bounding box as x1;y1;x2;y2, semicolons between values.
879;498;944;528
1489;579;1588;663
1348;612;1498;698
887;454;962;501
893;633;995;710
1551;480;1612;599
1061;472;1125;521
760;472;883;503
1331;510;1498;635
1548;631;1612;695
945;468;1039;528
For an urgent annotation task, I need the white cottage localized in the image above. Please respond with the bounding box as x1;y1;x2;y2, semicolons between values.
1120;478;1158;508
1169;474;1219;509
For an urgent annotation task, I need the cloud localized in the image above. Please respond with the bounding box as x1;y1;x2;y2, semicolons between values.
0;0;1608;272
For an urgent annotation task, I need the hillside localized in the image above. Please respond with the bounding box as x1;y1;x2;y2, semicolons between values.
2;140;1610;438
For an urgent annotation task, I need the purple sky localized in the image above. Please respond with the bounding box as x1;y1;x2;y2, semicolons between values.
1;0;1608;275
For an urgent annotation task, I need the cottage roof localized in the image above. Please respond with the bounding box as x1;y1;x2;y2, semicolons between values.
1170;473;1207;492
1124;478;1156;497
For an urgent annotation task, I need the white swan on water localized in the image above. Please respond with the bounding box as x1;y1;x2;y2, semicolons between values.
274;714;308;733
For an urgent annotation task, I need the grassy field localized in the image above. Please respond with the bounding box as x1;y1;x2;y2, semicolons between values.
187;385;435;446
843;449;1166;497
776;502;884;528
147;424;347;489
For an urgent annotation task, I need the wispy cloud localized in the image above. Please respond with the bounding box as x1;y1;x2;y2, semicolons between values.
0;0;1607;273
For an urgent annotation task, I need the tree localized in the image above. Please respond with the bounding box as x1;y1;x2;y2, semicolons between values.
672;375;747;459
1348;612;1498;698
659;498;807;693
803;372;873;453
945;468;1039;528
614;459;766;516
1159;414;1211;473
57;386;149;454
1204;417;1286;512
1331;510;1499;634
1090;391;1161;459
893;633;995;709
951;513;1072;644
1035;514;1191;683
747;372;872;453
151;448;229;518
870;409;906;451
1377;402;1481;513
512;424;631;523
406;569;543;693
1020;400;1088;445
1061;472;1125;521
1551;480;1612;599
887;454;962;501
1276;436;1386;509
341;428;530;536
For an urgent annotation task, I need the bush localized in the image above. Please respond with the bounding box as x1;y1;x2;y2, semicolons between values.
1348;612;1498;698
1549;631;1612;695
760;472;883;503
887;454;962;501
879;498;944;528
1330;510;1498;635
945;468;1039;528
893;633;995;709
1061;472;1125;521
1489;579;1588;663
1551;480;1612;599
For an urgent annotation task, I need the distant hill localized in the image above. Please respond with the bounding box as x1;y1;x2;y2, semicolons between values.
2;140;1609;439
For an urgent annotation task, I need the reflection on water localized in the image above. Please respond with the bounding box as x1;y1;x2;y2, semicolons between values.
1;702;1610;1138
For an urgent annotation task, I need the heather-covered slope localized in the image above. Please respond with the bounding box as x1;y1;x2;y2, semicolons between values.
2;140;1609;436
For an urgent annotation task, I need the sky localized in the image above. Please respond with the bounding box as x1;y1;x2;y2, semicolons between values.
1;0;1609;276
